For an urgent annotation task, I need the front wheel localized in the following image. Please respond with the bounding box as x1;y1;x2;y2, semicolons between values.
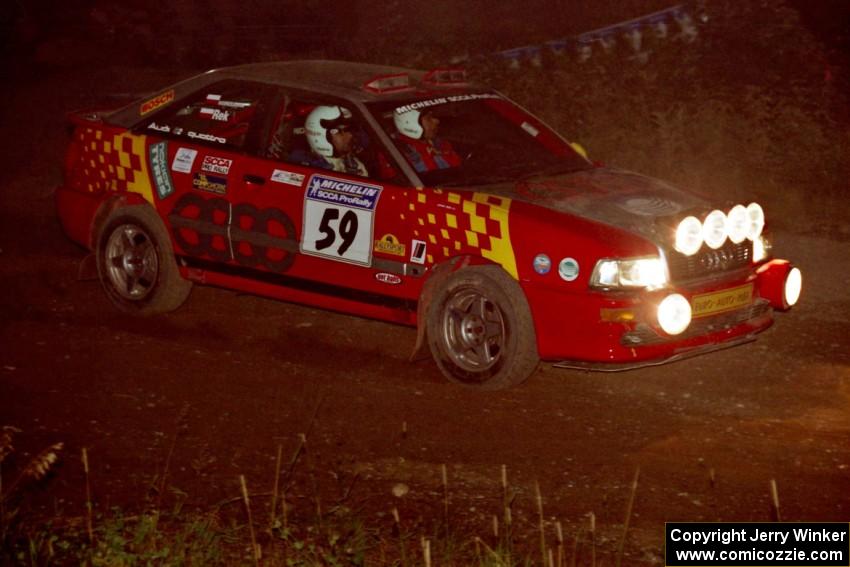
426;266;539;389
96;205;192;315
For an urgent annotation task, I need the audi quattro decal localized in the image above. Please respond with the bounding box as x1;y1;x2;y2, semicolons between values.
300;174;383;267
402;188;518;278
73;128;154;204
168;193;297;272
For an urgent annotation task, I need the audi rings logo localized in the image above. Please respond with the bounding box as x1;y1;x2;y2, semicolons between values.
700;248;731;271
168;193;297;272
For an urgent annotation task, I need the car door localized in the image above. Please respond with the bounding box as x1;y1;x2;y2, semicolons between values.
227;91;419;299
136;79;276;270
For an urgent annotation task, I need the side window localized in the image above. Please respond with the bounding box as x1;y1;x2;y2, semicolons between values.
264;97;399;182
141;80;268;152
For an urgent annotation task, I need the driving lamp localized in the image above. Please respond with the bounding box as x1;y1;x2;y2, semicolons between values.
657;293;691;335
746;202;765;241
726;204;748;244
702;209;728;249
675;216;703;256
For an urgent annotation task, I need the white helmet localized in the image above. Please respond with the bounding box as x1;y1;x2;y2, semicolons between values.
394;108;423;140
305;105;353;157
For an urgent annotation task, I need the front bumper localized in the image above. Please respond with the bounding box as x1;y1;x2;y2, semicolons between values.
526;259;796;367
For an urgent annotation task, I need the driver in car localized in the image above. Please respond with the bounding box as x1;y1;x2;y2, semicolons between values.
393;107;461;173
299;105;369;177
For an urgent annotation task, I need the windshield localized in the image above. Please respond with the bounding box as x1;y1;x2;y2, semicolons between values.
367;93;591;187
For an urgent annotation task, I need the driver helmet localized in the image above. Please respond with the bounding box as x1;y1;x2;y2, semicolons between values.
394;107;424;140
305;105;353;157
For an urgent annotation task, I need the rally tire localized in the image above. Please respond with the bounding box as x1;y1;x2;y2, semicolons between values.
426;265;539;390
96;205;192;315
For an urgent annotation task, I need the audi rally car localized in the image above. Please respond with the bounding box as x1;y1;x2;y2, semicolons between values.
56;61;801;389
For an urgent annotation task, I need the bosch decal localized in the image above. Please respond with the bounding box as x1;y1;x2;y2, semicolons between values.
300;175;383;266
140;89;175;116
172;147;197;174
149;141;175;199
192;173;227;194
201;156;233;175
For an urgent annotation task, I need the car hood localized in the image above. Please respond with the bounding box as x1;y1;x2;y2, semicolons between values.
486;167;708;244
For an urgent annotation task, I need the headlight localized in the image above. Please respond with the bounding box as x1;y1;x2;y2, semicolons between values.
726;204;748;244
657;293;691;335
702;209;728;249
784;267;802;307
590;257;668;289
746;202;764;240
675;216;703;256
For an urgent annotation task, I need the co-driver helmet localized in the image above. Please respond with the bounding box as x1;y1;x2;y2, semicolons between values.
394;107;424;140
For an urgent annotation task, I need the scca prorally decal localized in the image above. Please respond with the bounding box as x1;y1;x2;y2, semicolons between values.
169;193;296;272
201;155;232;175
149;141;174;199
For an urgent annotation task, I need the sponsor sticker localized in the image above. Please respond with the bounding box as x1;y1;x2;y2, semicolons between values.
692;283;753;318
375;272;402;285
187;131;226;144
201;155;232;175
558;257;580;281
171;147;197;173
199;107;232;122
192;173;227;195
147;122;170;134
140;89;175;116
271;169;305;187
394;92;501;115
149;141;175;199
533;253;551;275
300;174;383;266
410;239;427;265
374;234;406;257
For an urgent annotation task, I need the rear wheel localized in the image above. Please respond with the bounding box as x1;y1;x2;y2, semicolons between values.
96;206;191;315
426;266;539;389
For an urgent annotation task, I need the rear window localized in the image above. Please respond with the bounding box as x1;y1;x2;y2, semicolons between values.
140;80;269;152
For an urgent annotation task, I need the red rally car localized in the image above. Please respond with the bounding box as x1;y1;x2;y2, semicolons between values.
56;61;802;389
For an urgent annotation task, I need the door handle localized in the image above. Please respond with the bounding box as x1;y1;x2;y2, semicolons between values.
243;174;266;185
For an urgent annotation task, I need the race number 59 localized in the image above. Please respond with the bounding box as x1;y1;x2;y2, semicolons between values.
300;174;383;266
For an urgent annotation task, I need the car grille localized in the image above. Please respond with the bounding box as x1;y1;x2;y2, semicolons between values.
621;299;771;347
666;240;751;283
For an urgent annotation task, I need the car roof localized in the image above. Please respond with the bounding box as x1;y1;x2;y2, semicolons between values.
107;60;488;127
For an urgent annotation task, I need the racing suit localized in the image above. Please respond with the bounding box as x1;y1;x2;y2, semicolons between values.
397;135;461;173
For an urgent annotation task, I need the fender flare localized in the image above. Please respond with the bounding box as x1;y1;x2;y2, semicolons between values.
88;192;149;249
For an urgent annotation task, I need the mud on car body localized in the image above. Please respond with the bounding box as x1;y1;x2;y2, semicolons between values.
56;61;802;389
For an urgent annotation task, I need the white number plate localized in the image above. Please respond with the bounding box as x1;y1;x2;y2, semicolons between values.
300;174;383;266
